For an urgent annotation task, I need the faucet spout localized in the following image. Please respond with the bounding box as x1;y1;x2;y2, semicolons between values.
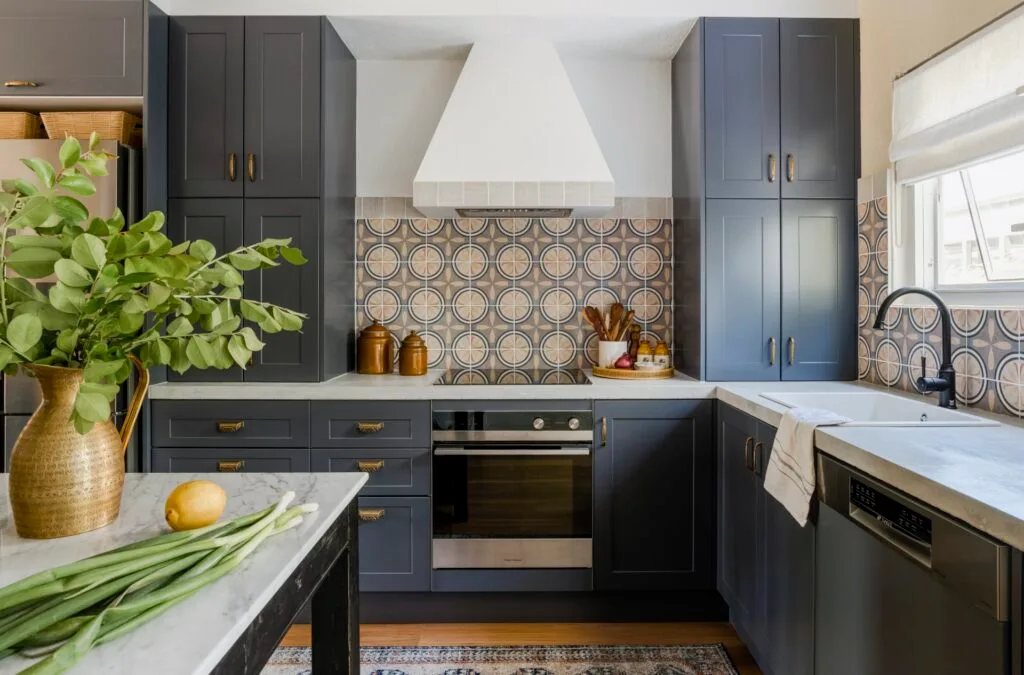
873;287;957;409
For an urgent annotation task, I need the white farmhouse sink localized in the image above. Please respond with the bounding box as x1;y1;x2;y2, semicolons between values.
760;391;1000;427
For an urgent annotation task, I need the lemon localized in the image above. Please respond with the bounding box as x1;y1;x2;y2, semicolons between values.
165;480;227;531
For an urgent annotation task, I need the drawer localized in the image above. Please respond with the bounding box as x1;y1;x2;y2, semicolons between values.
311;448;430;496
151;447;311;473
357;496;431;592
310;402;430;448
151;401;310;448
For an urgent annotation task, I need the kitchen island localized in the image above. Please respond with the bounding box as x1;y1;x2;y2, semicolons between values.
0;472;367;675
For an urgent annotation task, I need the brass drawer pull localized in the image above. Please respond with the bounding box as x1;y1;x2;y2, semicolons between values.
356;422;384;434
743;437;753;471
357;459;385;473
788;337;796;366
768;153;777;183
600;417;607;447
769;337;777;366
228;153;237;181
247;152;256;182
753;441;765;476
786;153;795;182
4;81;38;88
217;460;244;472
216;420;245;433
358;508;385;522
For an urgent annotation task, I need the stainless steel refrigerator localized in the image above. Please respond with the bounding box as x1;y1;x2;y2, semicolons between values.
0;139;141;473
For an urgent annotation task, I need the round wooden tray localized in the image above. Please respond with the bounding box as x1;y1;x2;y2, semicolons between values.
591;365;674;380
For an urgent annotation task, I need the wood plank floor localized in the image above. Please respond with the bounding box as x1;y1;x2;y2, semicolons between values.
282;623;761;674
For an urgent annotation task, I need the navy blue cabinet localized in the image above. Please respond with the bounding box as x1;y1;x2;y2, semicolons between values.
593;400;715;591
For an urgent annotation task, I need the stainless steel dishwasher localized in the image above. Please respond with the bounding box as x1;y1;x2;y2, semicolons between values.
816;455;1011;675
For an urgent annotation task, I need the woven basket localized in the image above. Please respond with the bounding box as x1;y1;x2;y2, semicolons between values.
0;112;43;139
40;111;140;144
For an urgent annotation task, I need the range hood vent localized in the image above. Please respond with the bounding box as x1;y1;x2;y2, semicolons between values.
413;39;615;220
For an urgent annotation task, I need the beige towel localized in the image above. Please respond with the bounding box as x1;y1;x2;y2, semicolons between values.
764;408;851;526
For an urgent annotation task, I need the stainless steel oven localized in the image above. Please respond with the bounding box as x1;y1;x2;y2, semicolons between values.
432;404;594;569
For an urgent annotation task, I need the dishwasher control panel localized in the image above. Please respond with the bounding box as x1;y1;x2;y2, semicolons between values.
851;478;932;546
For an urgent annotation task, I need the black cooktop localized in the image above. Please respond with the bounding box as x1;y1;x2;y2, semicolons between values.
433;368;591;385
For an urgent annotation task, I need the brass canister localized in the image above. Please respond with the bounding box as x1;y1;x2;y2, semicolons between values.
357;321;394;374
399;331;429;376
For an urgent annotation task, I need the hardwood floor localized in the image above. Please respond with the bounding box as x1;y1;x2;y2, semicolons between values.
282;623;762;674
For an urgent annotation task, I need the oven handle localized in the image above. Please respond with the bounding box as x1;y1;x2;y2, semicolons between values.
433;446;592;457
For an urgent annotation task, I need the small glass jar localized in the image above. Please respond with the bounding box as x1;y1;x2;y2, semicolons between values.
654;341;670;367
636;340;654;365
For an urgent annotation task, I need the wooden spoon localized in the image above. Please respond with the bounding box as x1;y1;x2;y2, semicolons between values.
608;303;625;340
583;306;608;340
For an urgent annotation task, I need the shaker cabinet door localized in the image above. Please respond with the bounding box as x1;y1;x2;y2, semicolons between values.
243;17;322;198
168;17;245;199
780;19;858;200
703;18;781;200
243;199;320;382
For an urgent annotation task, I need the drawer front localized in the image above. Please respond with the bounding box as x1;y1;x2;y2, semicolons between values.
151;447;311;473
151;401;309;448
310;402;430;448
311;448;430;496
357;496;431;592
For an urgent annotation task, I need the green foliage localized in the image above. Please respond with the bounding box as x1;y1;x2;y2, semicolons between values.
0;136;308;433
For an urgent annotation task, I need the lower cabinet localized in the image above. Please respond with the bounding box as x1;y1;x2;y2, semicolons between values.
311;448;429;496
151;447;311;473
593;400;715;591
717;403;813;675
356;496;431;592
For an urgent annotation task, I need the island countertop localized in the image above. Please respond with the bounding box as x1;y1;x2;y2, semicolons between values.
0;472;367;675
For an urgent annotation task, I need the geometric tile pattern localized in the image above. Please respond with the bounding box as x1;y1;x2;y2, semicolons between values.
858;196;1024;418
356;207;673;371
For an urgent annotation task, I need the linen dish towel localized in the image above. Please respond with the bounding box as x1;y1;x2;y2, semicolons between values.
764;407;851;526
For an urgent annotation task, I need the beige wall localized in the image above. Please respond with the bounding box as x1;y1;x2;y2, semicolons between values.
859;0;1020;177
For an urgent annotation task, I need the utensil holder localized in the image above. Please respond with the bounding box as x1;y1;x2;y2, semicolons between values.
597;340;629;368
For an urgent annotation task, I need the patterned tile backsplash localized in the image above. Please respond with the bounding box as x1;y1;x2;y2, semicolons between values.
858;196;1024;418
355;198;673;371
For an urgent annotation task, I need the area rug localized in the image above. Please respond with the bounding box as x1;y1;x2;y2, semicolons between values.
263;644;740;675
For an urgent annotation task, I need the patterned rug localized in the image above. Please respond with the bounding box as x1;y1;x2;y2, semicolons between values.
263;645;740;675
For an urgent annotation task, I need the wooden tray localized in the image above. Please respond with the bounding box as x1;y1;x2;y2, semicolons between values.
591;366;674;380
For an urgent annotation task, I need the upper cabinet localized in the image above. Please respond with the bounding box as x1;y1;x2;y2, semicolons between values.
168;16;322;199
703;18;857;201
0;0;143;97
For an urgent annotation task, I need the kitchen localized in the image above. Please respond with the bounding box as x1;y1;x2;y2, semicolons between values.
2;0;1024;674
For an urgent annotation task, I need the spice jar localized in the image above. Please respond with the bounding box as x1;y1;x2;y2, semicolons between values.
399;331;428;376
654;341;670;368
636;340;654;365
357;321;394;374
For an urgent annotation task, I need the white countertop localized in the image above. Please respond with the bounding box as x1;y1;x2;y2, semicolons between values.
0;472;367;675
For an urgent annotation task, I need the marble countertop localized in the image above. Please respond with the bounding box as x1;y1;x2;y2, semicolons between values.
0;472;367;675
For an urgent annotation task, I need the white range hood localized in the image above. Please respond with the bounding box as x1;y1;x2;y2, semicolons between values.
413;39;615;219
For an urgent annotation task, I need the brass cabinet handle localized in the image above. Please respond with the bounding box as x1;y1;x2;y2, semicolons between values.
786;153;795;182
600;417;607;447
768;337;777;366
356;422;384;434
743;437;753;471
228;153;237;181
217;459;244;472
246;153;256;182
4;81;38;88
216;420;244;433
753;441;765;476
788;337;796;366
357;459;385;473
358;508;385;522
768;154;777;183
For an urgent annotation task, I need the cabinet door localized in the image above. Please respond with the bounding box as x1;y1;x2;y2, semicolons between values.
168;17;244;198
717;405;760;633
151;447;311;473
243;199;319;382
704;18;781;200
781;200;857;381
780;20;857;200
594;400;714;591
166;199;244;383
705;200;781;381
0;1;143;97
243;17;321;198
357;496;431;592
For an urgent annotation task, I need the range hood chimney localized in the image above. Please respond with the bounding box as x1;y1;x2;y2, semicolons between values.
413;39;615;219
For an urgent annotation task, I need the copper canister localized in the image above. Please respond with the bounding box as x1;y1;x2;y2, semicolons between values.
399;331;429;376
357;321;394;374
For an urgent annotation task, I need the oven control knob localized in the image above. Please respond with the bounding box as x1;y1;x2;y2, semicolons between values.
567;417;581;430
532;417;545;430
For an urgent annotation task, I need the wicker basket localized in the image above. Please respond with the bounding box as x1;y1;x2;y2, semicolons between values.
40;111;141;144
0;112;43;139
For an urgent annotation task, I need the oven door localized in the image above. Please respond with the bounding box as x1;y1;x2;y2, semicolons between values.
432;444;593;569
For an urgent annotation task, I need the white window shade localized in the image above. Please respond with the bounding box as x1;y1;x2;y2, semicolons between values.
890;5;1024;183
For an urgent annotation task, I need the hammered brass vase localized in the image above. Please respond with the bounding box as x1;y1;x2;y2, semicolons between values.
9;356;150;539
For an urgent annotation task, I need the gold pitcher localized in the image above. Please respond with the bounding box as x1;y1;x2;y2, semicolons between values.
9;356;150;539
